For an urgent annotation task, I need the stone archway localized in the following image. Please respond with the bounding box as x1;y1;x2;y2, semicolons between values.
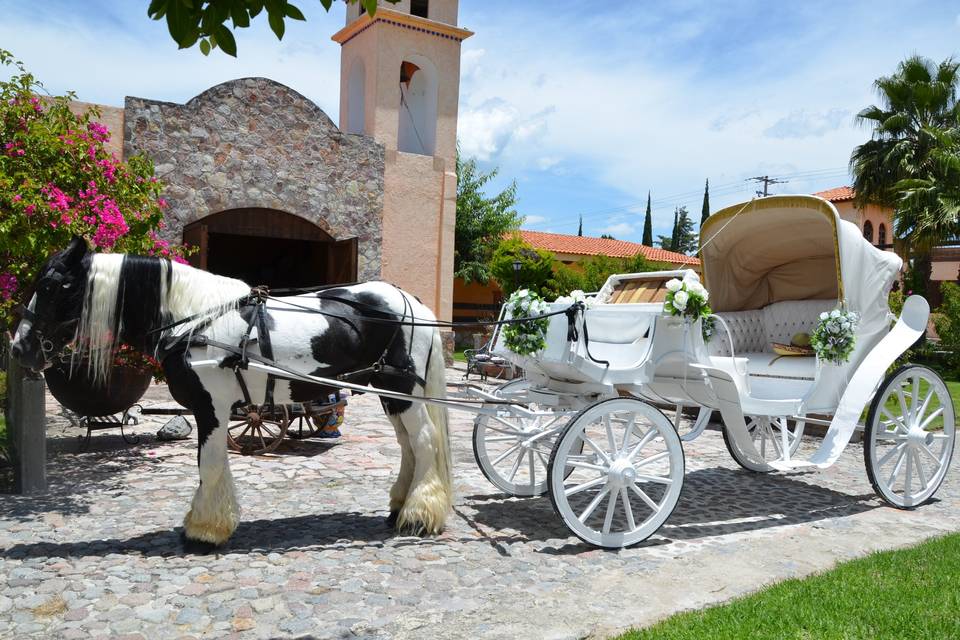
183;208;357;288
124;77;384;282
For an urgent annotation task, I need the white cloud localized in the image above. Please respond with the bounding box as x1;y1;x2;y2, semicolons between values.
457;100;553;161
600;222;635;237
536;156;562;170
523;215;547;225
764;109;851;139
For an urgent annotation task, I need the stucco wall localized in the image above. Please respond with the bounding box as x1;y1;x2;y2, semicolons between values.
68;101;125;158
124;78;386;281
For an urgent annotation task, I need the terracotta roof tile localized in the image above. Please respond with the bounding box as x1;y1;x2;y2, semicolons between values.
814;186;856;202
516;230;699;265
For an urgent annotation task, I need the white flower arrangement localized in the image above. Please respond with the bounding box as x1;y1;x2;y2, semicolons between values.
663;274;712;323
811;308;860;364
553;289;595;307
503;289;551;356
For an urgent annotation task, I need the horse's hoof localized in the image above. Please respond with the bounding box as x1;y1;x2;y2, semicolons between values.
180;530;223;555
386;510;400;529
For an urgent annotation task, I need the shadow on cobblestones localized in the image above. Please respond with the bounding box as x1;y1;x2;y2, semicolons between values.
0;511;508;559
0;438;179;521
464;467;880;550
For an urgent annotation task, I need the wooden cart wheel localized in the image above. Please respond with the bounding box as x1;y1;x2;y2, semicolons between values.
865;365;956;508
548;398;685;548
227;405;289;455
722;415;805;472
287;413;323;439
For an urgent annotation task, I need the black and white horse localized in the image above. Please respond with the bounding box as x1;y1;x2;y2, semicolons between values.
11;237;452;549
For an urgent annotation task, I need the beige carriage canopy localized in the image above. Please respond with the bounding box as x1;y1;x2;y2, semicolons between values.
699;195;902;331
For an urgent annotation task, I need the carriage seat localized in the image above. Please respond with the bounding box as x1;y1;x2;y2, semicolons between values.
708;299;836;383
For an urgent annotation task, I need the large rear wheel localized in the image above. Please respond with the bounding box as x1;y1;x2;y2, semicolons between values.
548;398;684;548
865;365;956;508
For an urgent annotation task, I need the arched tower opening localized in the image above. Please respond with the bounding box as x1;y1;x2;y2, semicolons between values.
347;58;366;134
397;56;438;156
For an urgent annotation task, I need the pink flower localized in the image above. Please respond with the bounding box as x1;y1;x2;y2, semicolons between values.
0;273;17;301
12;194;21;202
87;121;110;142
157;198;167;209
25;204;35;216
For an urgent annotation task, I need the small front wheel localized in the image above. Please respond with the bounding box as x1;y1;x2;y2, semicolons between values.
723;415;805;472
865;365;956;508
548;398;684;548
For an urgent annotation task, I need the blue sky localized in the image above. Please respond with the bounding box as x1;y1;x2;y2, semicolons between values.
3;0;960;243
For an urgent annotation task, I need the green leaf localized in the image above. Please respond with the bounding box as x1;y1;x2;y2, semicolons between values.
231;5;250;27
147;0;167;19
361;0;378;15
247;0;264;18
268;11;285;40
214;25;238;56
199;38;211;55
319;0;333;9
284;3;305;20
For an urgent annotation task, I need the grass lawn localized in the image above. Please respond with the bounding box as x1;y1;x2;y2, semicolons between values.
453;348;467;363
616;533;960;640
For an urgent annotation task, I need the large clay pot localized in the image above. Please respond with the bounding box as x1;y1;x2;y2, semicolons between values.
45;360;152;417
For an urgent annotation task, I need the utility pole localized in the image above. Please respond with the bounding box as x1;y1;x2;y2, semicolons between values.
747;175;788;197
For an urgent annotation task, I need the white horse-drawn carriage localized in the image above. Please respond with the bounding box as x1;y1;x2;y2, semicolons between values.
468;195;956;548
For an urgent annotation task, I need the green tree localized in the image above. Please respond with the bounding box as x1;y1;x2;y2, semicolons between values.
454;154;522;285
934;282;960;374
701;178;710;227
851;55;960;258
577;214;583;236
147;0;400;57
599;233;615;240
673;206;698;254
642;191;653;246
659;207;680;250
489;236;556;297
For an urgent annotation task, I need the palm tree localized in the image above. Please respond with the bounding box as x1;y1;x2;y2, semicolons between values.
850;55;960;257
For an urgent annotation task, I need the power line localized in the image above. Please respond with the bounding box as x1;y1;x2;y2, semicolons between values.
747;175;789;197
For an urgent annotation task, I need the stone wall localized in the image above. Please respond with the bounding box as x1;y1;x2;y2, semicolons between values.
124;78;385;281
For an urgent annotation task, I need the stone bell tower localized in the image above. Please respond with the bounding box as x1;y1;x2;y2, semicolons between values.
333;0;472;324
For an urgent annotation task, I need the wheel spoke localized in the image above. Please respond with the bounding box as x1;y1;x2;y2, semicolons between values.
913;450;928;492
628;482;661;512
528;451;536;488
626;427;657;460
507;450;525;481
904;449;914;498
601;491;617;534
880;407;908;433
897;387;910;423
621;412;637;452
581;434;613;465
620;487;637;531
919;407;945;431
634;451;670;469
920;443;944;465
536;449;551;469
565;476;606;497
635;473;672;485
915;388;935;425
485;421;526;436
565;459;607;472
877;441;907;468
484;435;518;443
491;443;522;466
887;449;907;488
910;376;920;420
604;415;617;454
579;486;610;522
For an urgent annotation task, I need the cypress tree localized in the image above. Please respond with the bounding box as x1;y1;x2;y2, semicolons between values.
670;207;680;250
577;214;583;236
642;191;653;246
701;178;710;227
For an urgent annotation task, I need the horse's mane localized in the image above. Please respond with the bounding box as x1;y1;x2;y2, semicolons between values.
76;254;250;383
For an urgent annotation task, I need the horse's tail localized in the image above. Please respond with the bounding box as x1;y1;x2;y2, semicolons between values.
424;327;453;511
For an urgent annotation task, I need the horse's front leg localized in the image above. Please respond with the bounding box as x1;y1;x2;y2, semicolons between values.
182;377;240;551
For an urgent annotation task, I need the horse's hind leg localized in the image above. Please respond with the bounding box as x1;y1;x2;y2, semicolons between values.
395;402;451;535
384;407;415;528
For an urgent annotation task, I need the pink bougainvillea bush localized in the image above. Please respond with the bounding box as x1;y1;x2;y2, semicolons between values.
0;49;190;328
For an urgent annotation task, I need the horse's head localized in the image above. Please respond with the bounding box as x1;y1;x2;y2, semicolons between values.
10;236;90;372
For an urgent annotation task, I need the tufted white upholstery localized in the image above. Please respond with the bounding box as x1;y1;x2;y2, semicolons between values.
708;299;836;382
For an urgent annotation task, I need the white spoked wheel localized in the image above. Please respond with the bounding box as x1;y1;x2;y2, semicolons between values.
865;365;956;509
473;380;576;496
665;404;712;442
548;398;685;548
723;415;805;472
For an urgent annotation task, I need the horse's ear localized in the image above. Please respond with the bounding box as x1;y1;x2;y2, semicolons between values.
62;235;88;265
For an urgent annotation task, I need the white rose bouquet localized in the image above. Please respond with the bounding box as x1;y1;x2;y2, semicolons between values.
811;308;859;364
663;274;712;325
503;289;551;356
553;289;595;307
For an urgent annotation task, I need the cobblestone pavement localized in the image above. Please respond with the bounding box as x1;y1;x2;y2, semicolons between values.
1;367;958;639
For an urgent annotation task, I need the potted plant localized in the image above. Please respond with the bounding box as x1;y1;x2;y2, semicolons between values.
44;344;163;417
